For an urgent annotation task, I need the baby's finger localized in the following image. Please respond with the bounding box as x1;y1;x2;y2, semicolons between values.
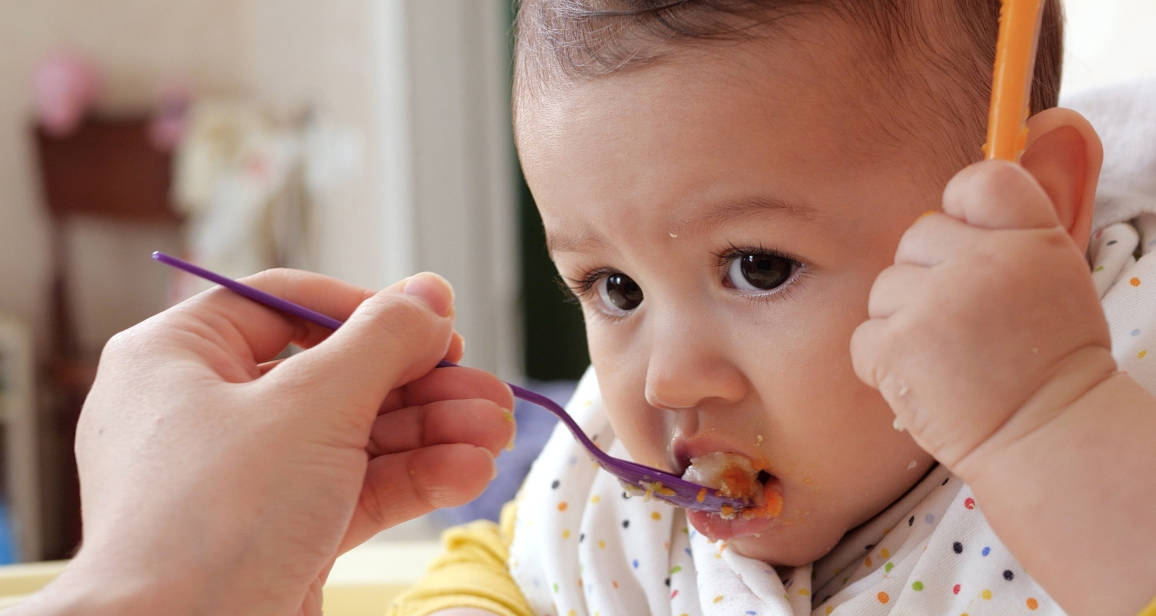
943;160;1059;231
340;443;495;552
893;212;985;266
849;318;888;390
850;318;920;425
867;264;928;319
400;365;515;412
366;398;514;457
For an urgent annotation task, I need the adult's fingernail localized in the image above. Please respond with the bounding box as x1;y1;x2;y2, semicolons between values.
504;409;517;452
403;273;454;317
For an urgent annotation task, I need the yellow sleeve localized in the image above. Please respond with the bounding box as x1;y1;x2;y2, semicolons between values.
386;501;532;616
1139;594;1156;616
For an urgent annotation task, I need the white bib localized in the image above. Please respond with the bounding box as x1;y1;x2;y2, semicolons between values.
508;369;1061;615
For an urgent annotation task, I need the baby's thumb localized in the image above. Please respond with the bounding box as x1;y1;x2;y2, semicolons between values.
942;160;1060;231
268;273;455;423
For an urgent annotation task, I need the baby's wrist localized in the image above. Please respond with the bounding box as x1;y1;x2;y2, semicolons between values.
952;345;1118;483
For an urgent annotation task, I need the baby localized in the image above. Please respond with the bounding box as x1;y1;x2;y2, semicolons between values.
391;1;1156;614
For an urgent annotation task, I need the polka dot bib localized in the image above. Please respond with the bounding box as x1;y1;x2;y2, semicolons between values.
508;369;1061;615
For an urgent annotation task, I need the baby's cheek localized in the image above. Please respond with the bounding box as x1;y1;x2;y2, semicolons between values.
604;402;670;468
590;358;670;469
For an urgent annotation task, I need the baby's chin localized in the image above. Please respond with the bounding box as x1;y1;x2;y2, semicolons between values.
697;514;848;567
728;530;844;567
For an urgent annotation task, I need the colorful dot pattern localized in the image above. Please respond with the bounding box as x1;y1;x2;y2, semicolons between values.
507;377;1061;616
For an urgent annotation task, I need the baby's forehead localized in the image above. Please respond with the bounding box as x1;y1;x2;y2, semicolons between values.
516;0;1062;171
517;31;973;189
521;54;949;257
516;8;1007;173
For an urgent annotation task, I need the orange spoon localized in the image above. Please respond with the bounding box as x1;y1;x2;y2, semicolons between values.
983;0;1046;162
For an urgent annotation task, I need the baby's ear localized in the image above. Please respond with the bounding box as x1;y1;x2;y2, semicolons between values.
1019;107;1104;252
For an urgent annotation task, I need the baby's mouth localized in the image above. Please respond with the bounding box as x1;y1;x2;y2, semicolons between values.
679;451;783;520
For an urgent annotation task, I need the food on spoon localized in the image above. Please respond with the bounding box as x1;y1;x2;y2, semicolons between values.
619;479;676;502
682;452;781;520
682;452;760;499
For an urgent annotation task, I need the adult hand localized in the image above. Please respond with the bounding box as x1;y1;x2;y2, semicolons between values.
19;269;515;616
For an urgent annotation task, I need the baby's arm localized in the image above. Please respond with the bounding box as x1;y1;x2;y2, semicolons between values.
964;366;1156;616
388;502;531;616
851;161;1156;615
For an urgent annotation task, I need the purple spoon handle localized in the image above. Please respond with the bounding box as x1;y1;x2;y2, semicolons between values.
153;252;345;331
152;251;748;512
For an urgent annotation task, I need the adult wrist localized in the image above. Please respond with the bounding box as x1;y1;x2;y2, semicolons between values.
9;557;203;616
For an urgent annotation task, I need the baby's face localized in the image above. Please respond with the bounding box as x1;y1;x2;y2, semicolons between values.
518;23;965;565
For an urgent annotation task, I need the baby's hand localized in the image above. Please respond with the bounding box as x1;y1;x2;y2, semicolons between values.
850;161;1116;474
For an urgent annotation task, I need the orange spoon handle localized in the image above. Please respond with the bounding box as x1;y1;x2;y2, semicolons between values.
983;0;1045;162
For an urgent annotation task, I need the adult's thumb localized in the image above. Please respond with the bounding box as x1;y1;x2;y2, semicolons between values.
267;272;456;420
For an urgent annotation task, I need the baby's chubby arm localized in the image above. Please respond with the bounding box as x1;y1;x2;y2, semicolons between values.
851;160;1156;616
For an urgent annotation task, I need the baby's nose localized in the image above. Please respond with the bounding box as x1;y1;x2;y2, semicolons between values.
643;326;747;411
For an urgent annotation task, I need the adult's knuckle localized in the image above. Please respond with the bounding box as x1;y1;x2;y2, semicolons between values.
361;292;433;331
242;267;298;290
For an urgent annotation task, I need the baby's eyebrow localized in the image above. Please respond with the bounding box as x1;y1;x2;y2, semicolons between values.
679;196;819;231
546;196;817;256
546;229;604;256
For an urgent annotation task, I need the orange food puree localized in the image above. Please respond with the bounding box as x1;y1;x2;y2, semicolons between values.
717;464;760;500
741;486;783;520
683;452;781;519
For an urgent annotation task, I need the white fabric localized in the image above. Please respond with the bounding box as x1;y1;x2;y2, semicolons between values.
1062;79;1156;233
1090;214;1156;387
508;83;1156;615
509;371;1059;615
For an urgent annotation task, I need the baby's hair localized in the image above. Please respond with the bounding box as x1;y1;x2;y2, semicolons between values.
513;0;1063;164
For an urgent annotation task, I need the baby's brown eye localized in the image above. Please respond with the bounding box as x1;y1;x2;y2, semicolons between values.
600;272;644;312
728;253;795;292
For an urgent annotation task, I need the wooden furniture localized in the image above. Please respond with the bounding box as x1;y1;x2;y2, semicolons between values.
0;315;39;561
32;115;181;559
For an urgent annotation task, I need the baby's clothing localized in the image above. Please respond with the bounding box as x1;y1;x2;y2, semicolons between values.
500;372;1057;615
388;80;1156;616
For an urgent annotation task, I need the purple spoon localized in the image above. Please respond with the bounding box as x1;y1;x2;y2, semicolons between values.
152;252;748;513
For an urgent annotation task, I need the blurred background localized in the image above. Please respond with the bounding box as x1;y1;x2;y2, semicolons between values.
0;0;1151;563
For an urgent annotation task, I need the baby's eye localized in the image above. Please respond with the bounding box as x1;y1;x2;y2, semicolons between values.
724;251;798;293
598;272;644;314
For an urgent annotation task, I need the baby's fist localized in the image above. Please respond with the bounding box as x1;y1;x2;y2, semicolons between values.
851;161;1114;474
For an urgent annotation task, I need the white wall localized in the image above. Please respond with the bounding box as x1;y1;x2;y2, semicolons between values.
0;0;248;350
237;1;389;289
0;0;519;381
